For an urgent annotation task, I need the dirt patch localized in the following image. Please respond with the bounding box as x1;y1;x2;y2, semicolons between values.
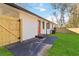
37;44;52;56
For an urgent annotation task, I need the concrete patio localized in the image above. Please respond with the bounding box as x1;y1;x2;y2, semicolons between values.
6;36;57;56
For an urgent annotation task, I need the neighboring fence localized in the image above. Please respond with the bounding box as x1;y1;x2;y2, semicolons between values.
56;27;69;33
67;28;79;34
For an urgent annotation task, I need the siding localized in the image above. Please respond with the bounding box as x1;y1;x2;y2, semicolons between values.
0;4;19;19
3;3;54;41
19;11;38;40
40;19;46;34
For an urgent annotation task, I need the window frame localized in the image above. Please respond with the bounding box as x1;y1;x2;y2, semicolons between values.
42;21;45;29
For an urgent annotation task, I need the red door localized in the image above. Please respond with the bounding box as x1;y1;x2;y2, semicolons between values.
38;20;41;34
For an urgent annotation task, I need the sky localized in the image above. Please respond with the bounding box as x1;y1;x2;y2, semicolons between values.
16;3;69;24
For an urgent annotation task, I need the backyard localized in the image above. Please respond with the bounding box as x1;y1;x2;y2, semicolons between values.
0;31;79;56
0;47;13;56
48;32;79;56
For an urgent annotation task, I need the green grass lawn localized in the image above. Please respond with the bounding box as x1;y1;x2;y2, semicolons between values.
0;47;13;56
48;32;79;56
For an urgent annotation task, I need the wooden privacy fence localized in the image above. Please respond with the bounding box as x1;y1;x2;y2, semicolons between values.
0;16;20;46
56;27;69;33
67;28;79;34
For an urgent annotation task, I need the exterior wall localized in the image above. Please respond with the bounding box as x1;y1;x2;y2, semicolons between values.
40;19;46;34
19;11;38;41
46;22;54;34
0;4;56;46
50;23;53;34
46;21;50;34
50;23;53;29
0;4;19;19
3;4;55;41
38;18;53;35
43;21;47;34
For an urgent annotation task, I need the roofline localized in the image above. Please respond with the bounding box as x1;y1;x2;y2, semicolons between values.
5;3;53;23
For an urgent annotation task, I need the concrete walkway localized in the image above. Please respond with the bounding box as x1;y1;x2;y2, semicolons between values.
7;36;57;56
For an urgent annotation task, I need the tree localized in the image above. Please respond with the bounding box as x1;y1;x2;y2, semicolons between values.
51;3;73;28
66;4;79;28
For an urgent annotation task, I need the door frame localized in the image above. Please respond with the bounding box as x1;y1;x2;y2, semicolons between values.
38;20;41;35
